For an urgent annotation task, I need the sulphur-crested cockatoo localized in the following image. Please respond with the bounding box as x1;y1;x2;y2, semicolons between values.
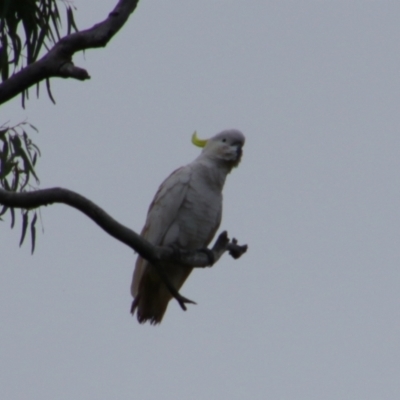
130;129;245;324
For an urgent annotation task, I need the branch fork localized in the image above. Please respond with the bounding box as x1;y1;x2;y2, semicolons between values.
0;0;140;105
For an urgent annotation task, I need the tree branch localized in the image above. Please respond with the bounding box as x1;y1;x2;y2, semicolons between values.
0;187;247;310
0;0;140;105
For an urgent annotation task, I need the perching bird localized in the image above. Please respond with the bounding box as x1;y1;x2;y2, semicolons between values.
130;129;245;324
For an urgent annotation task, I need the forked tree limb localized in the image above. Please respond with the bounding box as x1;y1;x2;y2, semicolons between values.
0;187;247;310
0;0;140;105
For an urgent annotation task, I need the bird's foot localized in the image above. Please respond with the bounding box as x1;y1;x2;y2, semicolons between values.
166;243;184;262
175;292;197;311
198;248;215;266
227;238;248;259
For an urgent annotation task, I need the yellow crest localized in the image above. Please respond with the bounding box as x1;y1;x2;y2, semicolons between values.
191;131;208;148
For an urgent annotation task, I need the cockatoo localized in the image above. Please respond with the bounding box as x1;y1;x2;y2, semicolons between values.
130;129;245;324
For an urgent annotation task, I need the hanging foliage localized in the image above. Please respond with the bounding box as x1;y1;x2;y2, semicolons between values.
0;0;78;104
0;122;41;252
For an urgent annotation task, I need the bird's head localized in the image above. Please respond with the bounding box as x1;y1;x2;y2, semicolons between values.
192;129;245;169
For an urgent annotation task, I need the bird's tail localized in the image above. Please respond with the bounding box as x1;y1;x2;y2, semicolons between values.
130;279;171;324
131;264;192;324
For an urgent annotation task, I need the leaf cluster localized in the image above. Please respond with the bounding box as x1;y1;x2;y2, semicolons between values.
0;122;41;252
0;0;78;103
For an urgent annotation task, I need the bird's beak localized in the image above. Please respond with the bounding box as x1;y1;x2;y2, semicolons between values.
232;143;243;167
236;146;243;159
192;131;208;148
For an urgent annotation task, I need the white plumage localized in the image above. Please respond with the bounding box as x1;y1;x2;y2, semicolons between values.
130;129;245;324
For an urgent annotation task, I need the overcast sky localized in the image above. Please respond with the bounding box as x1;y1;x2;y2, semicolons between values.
2;1;400;399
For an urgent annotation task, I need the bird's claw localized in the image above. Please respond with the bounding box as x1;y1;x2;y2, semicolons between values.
167;243;182;259
176;293;197;311
198;248;215;265
228;239;248;259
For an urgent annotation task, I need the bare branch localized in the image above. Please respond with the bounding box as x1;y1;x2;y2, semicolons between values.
0;187;247;310
0;0;140;105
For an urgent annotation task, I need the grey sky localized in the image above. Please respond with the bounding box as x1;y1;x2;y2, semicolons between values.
2;1;400;399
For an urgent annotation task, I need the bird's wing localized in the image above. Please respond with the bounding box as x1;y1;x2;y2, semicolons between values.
141;165;191;244
131;165;192;295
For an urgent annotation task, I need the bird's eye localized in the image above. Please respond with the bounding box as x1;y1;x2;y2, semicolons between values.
222;138;226;142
